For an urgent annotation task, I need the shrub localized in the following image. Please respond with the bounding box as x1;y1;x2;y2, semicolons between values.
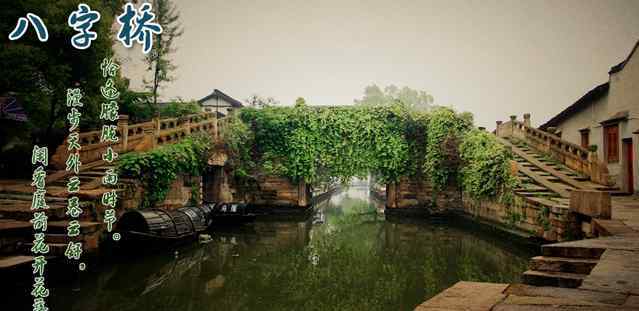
459;129;518;201
117;133;212;208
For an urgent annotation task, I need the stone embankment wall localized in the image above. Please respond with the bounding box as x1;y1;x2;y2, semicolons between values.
201;164;312;209
383;177;611;242
385;176;462;215
460;196;577;242
459;190;611;242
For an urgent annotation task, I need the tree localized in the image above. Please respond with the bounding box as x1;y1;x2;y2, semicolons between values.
295;97;306;107
246;94;279;108
0;0;124;177
145;0;183;110
354;84;433;111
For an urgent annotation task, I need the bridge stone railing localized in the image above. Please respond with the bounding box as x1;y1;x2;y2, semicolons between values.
495;114;611;186
51;112;220;170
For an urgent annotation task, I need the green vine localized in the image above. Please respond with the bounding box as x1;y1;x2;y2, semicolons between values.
536;206;551;231
505;210;523;227
224;104;514;202
117;133;212;208
225;102;419;186
458;129;518;202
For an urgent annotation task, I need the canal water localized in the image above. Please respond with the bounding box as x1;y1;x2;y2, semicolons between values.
9;184;535;311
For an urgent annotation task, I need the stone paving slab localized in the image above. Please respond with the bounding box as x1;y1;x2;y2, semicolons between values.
593;219;639;237
414;281;509;311
612;196;639;232
543;236;639;252
499;295;616;307
0;255;33;269
624;295;639;307
505;284;627;305
492;304;636;310
580;249;639;295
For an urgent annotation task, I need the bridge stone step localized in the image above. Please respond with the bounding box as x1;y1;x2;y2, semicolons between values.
516;192;558;198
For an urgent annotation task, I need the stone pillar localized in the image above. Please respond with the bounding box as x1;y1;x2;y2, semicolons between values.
570;190;611;219
154;117;161;137
509;115;517;138
214;114;220;141
117;115;129;152
495;120;503;137
147;123;158;149
386;182;398;208
182;117;192;138
523;113;531;127
298;181;310;207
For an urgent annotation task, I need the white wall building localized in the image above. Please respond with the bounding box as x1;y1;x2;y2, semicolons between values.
540;40;639;194
198;89;244;116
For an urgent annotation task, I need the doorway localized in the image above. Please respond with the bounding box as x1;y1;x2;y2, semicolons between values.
622;139;634;194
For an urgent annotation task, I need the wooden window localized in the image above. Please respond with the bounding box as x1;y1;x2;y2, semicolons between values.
580;130;590;148
604;125;619;163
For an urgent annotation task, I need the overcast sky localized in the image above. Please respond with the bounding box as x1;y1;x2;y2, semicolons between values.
119;0;639;129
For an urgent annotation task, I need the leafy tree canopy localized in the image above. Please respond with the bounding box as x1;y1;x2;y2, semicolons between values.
224;102;514;200
354;84;434;111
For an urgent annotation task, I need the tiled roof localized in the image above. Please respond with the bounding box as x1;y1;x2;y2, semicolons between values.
609;40;639;74
539;82;609;130
198;89;243;108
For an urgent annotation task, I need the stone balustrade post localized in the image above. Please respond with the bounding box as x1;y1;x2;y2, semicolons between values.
298;180;310;207
544;126;558;152
117;114;129;152
523;113;531;127
495;120;503;137
153;116;161;135
153;117;161;147
182;116;192;138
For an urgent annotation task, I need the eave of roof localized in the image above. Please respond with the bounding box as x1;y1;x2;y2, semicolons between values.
539;82;609;130
609;39;639;74
197;89;243;108
600;110;629;126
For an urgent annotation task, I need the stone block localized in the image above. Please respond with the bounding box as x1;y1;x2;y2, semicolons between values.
415;281;508;311
570;190;611;219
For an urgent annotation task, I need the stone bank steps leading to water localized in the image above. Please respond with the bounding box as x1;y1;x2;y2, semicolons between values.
522;239;606;288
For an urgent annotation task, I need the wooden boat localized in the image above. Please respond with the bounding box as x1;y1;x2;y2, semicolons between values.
119;206;212;247
118;203;255;247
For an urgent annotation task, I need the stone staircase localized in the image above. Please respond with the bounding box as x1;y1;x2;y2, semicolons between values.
482;133;622;288
503;137;615;199
0;163;128;270
522;240;605;288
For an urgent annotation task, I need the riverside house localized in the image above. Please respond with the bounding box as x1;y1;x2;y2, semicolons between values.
540;40;639;194
198;89;244;117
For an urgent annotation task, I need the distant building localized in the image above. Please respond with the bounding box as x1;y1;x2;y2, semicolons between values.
198;89;243;117
540;40;639;194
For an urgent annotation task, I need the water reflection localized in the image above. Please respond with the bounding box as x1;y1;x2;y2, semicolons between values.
36;185;532;311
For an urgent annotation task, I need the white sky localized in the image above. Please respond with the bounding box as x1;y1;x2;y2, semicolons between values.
117;0;639;129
